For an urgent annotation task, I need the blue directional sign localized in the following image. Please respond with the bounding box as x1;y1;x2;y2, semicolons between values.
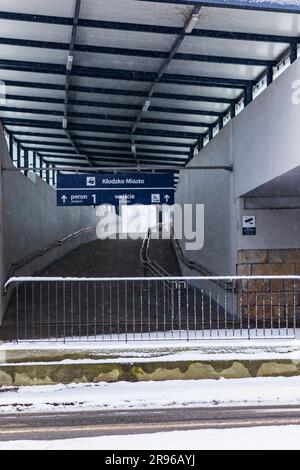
56;173;175;207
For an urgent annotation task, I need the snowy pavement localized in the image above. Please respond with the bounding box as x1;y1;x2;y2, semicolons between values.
0;426;299;450
1;376;300;413
2;337;300;363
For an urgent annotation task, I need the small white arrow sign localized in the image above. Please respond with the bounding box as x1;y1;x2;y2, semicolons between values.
164;195;170;202
61;195;67;204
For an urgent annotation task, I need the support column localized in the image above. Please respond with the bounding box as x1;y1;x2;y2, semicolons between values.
197;135;204;152
244;86;253;106
45;162;50;184
219;115;224;130
23;148;29;177
38;155;43;178
8;133;13;161
0;135;5;325
290;43;298;64
16;141;21;168
267;66;273;86
230;103;236;119
33;151;37;171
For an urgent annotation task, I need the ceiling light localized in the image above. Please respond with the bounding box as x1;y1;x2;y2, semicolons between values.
184;14;200;34
142;99;151;113
62;117;68;129
66;55;74;71
131;143;136;154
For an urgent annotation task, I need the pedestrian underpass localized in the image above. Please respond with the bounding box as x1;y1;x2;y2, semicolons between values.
0;0;300;343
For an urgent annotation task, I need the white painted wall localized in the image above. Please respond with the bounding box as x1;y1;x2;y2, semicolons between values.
175;124;237;276
0;126;98;324
238;204;300;250
234;58;300;198
176;57;300;276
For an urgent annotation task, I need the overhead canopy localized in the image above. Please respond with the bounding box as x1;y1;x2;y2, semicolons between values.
0;0;299;174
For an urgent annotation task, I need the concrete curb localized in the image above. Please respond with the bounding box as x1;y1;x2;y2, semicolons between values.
1;359;300;386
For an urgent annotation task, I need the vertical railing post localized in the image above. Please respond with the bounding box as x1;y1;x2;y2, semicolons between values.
16;283;19;344
293;280;297;338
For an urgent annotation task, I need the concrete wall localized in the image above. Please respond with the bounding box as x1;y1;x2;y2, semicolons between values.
238;204;300;251
175;123;237;276
0;126;98;324
175;57;300;278
234;58;300;198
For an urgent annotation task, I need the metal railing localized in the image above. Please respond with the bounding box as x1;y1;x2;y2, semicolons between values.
140;228;171;278
171;227;235;292
4;227;95;283
3;275;300;343
140;226;184;290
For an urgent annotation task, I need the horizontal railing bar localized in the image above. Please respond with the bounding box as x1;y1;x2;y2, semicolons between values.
5;275;300;290
4;227;94;285
1;165;234;173
13;336;297;344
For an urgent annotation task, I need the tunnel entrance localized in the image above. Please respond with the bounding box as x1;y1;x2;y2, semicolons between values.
0;1;300;343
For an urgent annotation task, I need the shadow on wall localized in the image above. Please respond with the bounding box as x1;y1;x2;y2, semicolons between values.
0;125;98;324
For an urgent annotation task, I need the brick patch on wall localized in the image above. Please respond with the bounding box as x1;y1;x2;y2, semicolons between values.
237;250;300;325
237;249;300;276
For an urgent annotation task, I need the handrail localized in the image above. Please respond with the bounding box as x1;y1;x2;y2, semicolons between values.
4;226;95;287
140;227;171;277
171;227;235;291
140;225;182;289
5;274;300;290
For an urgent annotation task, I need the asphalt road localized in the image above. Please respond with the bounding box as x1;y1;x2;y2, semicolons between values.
1;406;300;441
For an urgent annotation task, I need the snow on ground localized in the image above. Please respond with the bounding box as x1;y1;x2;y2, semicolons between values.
0;426;300;450
2;337;300;364
1;376;300;413
3;334;300;350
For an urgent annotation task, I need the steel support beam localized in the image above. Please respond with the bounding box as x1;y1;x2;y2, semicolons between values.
62;0;93;168
8;132;14;161
38;151;187;163
290;43;298;63
137;0;300;14
3;118;204;140
2;79;235;103
0;10;299;34
16;140;21;168
13;134;192;148
2;164;234;173
23;148;29;176
3;95;225;117
0;106;215;128
32;151;37;169
24;145;190;156
244;85;253;106
0;59;252;88
0;37;277;67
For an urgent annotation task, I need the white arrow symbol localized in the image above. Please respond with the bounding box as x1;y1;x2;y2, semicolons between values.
164;195;170;202
61;195;67;204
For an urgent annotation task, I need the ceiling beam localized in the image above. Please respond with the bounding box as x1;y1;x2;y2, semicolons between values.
50;160;186;169
3;79;236;102
0;11;299;35
0;59;251;87
62;0;93;168
0;106;214;128
136;0;300;14
41;155;187;165
24;145;190;156
2;118;203;139
11;132;192;147
0;37;276;67
3;95;225;117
